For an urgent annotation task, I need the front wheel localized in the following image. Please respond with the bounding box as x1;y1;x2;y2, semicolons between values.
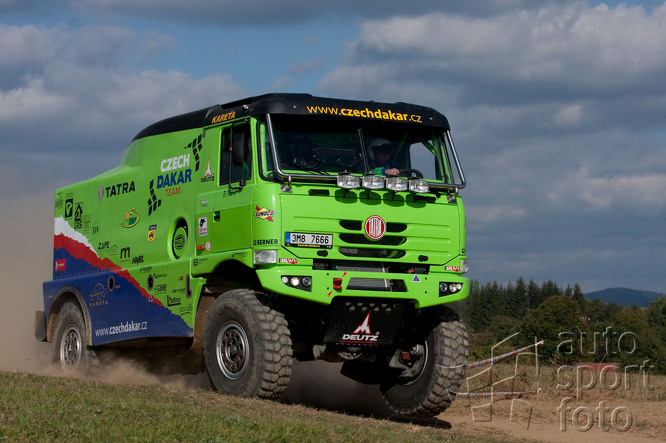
381;306;468;417
203;289;293;399
52;301;94;374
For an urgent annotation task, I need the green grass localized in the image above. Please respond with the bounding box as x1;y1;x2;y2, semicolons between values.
0;372;505;442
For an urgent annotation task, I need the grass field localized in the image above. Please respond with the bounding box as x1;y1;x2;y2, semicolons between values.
0;371;513;442
2;359;664;442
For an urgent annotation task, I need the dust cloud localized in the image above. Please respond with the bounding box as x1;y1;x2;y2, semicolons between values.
282;361;394;417
0;194;210;391
0;194;54;374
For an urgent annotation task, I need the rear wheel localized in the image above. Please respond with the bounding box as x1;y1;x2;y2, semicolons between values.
203;289;293;399
52;301;93;374
381;306;468;417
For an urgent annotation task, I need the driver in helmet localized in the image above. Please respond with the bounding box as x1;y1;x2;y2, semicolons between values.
368;139;400;176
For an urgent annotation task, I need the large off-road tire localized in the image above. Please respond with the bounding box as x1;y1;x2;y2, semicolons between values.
52;301;94;374
381;306;468;417
203;289;293;399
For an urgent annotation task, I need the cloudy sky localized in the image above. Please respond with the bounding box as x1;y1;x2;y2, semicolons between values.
1;0;665;337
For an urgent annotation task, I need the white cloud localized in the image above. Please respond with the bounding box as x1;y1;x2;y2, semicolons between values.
321;2;666;102
576;168;666;211
468;204;526;224
0;24;64;68
0;23;246;153
553;102;584;127
0;77;73;122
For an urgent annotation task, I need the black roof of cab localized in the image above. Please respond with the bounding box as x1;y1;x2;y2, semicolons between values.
132;93;450;141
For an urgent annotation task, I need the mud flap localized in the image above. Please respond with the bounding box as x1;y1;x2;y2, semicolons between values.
323;298;407;346
34;310;47;341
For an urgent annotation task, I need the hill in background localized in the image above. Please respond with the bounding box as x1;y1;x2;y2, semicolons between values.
584;287;664;308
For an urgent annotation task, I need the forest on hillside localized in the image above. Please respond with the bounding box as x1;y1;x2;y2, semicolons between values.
449;278;666;373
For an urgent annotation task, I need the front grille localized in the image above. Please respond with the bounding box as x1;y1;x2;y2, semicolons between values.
339;220;362;230
339;248;406;259
339;233;405;246
334;261;388;272
339;220;407;233
338;219;407;259
347;277;390;291
346;278;407;292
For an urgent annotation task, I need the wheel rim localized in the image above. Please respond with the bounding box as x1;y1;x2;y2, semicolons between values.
60;324;82;371
216;321;249;380
401;340;429;386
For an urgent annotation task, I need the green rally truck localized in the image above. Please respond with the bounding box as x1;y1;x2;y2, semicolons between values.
36;93;469;417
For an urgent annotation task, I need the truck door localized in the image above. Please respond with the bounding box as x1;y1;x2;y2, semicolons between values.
196;121;253;256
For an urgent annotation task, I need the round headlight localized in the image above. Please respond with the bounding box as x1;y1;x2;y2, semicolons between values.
362;174;385;190
409;178;429;193
337;173;361;189
386;176;408;191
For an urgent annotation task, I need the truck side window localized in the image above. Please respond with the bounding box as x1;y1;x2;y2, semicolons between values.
220;124;252;185
408;142;437;181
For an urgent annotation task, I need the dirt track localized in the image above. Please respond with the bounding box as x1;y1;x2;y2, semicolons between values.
440;395;666;442
282;360;666;442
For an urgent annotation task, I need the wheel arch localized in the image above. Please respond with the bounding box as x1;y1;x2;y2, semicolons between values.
203;259;262;293
47;286;92;346
190;259;263;353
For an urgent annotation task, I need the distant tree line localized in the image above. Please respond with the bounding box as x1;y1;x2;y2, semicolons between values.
449;278;666;373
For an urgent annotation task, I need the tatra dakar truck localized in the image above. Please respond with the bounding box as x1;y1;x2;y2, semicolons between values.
35;93;469;417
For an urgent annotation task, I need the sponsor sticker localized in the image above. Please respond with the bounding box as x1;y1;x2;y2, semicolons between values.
201;157;214;183
55;259;66;272
121;208;140;228
199;217;208;237
341;312;379;343
254;206;276;221
147;224;156;242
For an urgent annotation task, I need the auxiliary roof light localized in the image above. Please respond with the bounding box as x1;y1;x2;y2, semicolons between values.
409;178;429;193
337;173;361;189
386;176;408;192
362;174;385;190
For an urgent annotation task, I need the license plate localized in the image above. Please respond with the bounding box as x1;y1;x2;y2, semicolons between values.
285;232;333;248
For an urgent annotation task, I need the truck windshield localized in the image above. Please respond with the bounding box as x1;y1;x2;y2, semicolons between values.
262;114;457;184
